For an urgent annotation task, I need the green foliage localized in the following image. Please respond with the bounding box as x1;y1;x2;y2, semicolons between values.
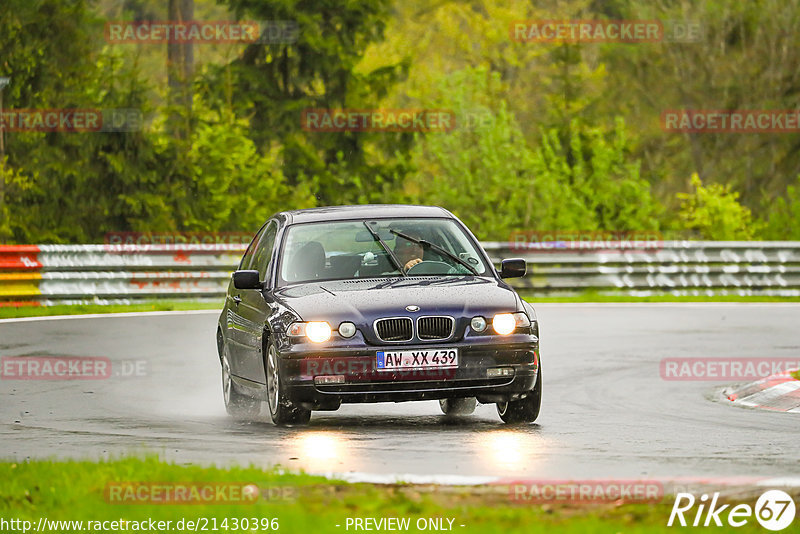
396;68;659;240
394;68;546;239
204;0;407;205
0;160;35;242
762;176;800;240
676;174;759;240
3;46;164;243
4;0;800;244
0;0;318;243
1;457;742;534
174;96;317;232
533;117;661;233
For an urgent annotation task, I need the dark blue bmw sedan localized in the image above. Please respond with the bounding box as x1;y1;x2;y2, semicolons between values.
216;205;540;425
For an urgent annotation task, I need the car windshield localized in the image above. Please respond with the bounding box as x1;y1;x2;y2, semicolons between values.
278;218;490;285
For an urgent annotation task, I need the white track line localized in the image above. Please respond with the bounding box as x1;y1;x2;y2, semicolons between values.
318;472;800;487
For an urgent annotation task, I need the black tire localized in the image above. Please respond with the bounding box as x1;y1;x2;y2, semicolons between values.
497;363;542;424
439;397;477;415
266;342;311;425
219;333;261;418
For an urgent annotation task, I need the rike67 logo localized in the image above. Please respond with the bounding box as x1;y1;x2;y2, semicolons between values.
669;490;796;531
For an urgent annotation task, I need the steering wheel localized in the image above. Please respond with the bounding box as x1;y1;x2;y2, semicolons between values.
406;260;458;276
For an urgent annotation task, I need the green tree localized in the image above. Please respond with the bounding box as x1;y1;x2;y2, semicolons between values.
395;68;659;240
169;95;316;232
3;45;165;243
676;174;759;240
762;176;800;240
203;0;406;205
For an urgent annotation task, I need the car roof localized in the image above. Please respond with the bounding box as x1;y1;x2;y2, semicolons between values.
280;204;453;224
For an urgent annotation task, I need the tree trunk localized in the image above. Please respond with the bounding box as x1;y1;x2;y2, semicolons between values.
167;0;194;139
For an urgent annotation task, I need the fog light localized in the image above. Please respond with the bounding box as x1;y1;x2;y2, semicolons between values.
470;316;487;332
314;375;345;385
338;322;357;338
487;367;515;377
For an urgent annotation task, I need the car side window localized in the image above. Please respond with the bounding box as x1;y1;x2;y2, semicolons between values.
253;221;278;281
239;225;267;270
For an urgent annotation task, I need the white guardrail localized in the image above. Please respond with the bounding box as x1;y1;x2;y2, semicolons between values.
1;241;800;305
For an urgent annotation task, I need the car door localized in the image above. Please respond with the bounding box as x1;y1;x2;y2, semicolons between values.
235;220;279;384
226;223;266;380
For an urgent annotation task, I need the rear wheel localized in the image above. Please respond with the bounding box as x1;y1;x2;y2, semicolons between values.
439;397;477;415
497;364;541;424
266;343;311;425
220;338;261;418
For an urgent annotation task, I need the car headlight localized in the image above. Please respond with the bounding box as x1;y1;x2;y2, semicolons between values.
288;321;332;343
492;312;530;335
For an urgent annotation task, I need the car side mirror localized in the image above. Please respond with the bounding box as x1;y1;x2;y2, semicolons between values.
233;270;262;290
499;258;527;279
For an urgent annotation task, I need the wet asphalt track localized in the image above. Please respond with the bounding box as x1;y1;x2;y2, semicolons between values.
1;304;799;482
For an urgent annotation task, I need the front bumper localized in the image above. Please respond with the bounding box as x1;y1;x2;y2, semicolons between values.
277;336;539;408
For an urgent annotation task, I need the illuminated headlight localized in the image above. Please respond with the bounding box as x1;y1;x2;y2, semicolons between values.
470;316;487;332
338;322;357;338
305;322;332;343
492;312;531;335
288;321;332;343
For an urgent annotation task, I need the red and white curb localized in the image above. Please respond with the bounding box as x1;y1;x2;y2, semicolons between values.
725;370;800;412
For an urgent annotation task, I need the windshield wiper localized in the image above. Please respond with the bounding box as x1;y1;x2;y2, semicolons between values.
363;221;407;277
390;229;479;276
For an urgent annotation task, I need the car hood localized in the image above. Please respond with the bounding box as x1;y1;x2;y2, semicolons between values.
272;277;520;323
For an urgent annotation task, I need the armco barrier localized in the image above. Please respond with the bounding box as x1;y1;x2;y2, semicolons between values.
485;240;800;296
0;244;246;306
1;241;800;305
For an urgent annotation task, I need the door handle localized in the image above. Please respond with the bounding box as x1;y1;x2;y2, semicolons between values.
233;296;242;305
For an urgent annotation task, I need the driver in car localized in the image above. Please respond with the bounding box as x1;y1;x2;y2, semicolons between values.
394;238;424;272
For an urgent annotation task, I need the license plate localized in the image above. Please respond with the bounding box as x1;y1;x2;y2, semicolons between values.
376;349;458;371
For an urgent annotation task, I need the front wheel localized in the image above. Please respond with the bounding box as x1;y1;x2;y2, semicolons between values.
266;343;311;425
497;364;541;424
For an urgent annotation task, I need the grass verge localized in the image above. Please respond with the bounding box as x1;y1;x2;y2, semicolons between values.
0;458;774;533
0;301;220;319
